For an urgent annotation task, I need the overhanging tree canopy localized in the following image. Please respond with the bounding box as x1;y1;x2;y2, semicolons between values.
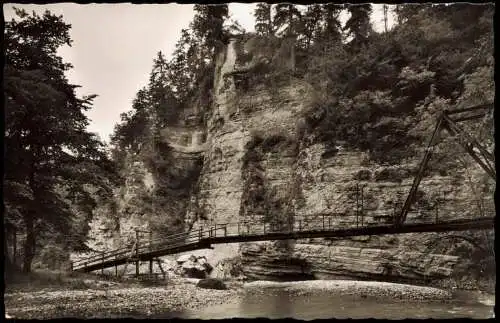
4;8;120;272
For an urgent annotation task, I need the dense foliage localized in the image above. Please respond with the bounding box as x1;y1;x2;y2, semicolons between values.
4;8;120;272
247;3;494;166
110;4;231;155
108;5;232;236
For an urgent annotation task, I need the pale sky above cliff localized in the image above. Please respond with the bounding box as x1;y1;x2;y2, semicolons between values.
3;3;395;142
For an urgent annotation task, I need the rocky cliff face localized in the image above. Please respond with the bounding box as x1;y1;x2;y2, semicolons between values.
83;37;494;285
187;37;494;284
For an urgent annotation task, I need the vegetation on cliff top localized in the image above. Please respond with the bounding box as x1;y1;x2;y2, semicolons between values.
248;4;494;166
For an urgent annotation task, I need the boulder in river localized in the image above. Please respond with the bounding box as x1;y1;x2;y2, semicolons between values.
196;256;213;273
196;278;227;290
173;254;214;278
181;260;208;279
177;254;197;264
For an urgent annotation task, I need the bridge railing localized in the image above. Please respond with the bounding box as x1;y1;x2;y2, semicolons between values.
72;210;495;271
72;230;206;270
73;215;406;269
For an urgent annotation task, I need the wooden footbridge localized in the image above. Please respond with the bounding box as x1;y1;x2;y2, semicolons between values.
72;103;495;274
72;216;494;273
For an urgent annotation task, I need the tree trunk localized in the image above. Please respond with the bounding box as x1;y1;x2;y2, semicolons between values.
290;39;296;71
24;168;38;273
4;230;11;265
22;214;36;272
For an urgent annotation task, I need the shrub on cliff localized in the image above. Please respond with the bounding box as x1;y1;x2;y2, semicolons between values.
354;169;372;181
374;168;408;182
299;4;493;166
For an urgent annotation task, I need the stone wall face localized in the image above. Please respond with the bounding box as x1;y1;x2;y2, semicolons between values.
238;132;493;282
191;39;494;282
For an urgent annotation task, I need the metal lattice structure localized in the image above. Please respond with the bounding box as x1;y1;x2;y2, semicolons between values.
396;103;495;226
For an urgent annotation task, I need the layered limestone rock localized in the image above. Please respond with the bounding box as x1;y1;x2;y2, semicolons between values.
187;37;315;262
239;139;494;282
80;36;493;284
82;153;153;255
190;37;494;283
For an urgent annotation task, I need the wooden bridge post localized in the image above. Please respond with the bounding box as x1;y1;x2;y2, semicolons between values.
263;222;266;234
199;227;203;240
70;261;73;272
298;220;302;232
361;186;365;226
101;252;105;275
238;222;240;235
393;201;397;225
13;227;17;266
328;217;331;230
214;223;217;237
135;229;140;278
322;215;325;230
224;224;227;237
356;184;360;228
149;230;153;275
435;202;439;223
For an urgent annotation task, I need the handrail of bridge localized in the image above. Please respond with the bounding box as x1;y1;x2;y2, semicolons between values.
72;215;384;269
72;210;385;267
71;210;496;272
72;216;344;269
72;229;197;265
72;226;219;269
72;231;206;268
72;215;348;267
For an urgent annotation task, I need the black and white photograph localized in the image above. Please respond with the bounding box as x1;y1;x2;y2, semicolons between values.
3;2;495;319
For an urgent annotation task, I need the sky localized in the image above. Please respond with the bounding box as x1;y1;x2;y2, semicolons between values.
3;3;395;142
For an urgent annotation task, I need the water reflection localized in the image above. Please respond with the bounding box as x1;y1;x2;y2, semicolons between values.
176;287;494;320
238;289;294;319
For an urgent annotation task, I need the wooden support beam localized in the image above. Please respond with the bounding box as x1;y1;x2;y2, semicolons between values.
444;115;495;162
149;231;153;275
442;115;496;178
135;229;140;278
444;103;493;115
155;258;166;280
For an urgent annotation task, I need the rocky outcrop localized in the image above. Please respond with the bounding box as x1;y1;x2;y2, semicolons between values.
80;36;494;286
196;278;228;290
240;241;458;282
186;37;494;284
174;254;213;279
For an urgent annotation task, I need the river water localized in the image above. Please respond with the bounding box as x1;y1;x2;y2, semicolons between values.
166;284;495;320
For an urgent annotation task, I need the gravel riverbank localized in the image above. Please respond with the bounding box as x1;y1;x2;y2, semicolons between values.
5;276;492;319
4;277;241;319
244;280;453;301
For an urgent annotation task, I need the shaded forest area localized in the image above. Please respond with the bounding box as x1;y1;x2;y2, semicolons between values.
3;4;494;274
